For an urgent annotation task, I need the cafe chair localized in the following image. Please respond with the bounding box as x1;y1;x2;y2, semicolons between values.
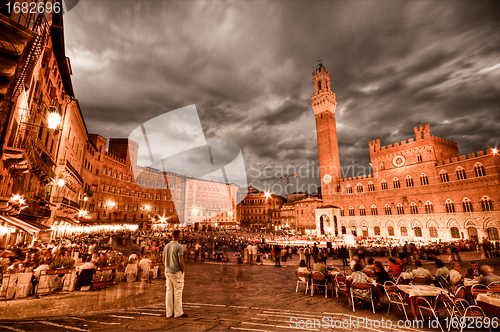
444;297;491;332
413;274;431;285
454;286;467;300
310;271;327;298
415;296;444;332
437;275;451;291
384;281;409;321
350;282;375;313
441;294;470;331
470;284;489;305
331;266;341;274
487;281;500;293
333;273;347;298
295;271;309;294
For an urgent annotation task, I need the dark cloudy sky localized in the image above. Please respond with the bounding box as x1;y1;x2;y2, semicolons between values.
63;0;500;194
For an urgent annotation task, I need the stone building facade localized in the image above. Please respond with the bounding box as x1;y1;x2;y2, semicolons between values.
239;187;286;230
312;63;500;242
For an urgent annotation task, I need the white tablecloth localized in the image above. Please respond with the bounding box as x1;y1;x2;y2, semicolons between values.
476;293;500;307
397;285;447;297
464;278;479;286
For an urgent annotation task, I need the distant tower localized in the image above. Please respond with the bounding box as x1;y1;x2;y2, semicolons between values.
311;61;340;200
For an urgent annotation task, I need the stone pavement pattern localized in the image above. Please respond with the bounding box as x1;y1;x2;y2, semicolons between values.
1;239;499;331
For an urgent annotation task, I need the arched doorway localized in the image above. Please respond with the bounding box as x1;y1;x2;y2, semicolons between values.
467;227;478;242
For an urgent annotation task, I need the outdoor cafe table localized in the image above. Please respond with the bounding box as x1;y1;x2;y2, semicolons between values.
476;293;500;317
397;285;448;319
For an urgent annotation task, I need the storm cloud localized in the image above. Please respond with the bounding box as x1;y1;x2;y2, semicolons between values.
63;0;500;195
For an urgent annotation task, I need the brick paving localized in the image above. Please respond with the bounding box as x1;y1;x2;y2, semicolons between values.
1;242;499;331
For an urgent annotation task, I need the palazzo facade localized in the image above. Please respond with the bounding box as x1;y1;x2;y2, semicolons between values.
312;64;500;242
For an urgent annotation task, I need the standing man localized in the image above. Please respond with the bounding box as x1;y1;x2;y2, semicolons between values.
164;230;186;318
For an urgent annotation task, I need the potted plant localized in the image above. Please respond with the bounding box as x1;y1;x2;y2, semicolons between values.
91;270;114;289
150;253;163;266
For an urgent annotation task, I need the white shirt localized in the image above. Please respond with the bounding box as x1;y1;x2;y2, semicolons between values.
138;258;151;271
449;269;463;285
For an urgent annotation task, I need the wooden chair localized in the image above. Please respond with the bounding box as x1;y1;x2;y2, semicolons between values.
310;271;327;298
350;282;375;313
470;284;489;305
416;296;444;332
295;270;309;294
413;274;431;285
384;281;409;320
333;273;347;298
487;281;500;293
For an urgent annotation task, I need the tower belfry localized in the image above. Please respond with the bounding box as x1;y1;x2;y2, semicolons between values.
311;62;340;201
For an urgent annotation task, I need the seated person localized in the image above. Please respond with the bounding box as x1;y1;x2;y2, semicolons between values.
464;261;479;279
434;259;449;281
477;265;500;285
387;258;401;277
411;260;434;281
373;261;390;309
349;263;372;307
449;262;464;288
297;260;311;283
313;257;332;275
365;258;376;272
349;256;361;271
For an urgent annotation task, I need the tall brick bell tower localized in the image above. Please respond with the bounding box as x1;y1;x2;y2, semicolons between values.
311;62;340;202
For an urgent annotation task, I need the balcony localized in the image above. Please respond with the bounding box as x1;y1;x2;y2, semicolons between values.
53;197;80;211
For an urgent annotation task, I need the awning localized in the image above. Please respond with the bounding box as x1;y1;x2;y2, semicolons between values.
16;217;51;231
0;215;41;234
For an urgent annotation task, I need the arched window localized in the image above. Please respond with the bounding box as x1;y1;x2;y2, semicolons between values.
381;179;388;190
446;199;455;213
349;206;355;216
414;227;423;237
406;175;414;187
417;154;422;162
341;226;347;235
425;201;434;214
462;198;473;212
429;227;438;238
371;205;378;215
388;226;395;236
384;204;392;215
340;207;344;217
410;202;418;214
440;170;449;183
351;226;357;236
487;228;499;241
481;197;494;211
400;227;408;237
397;203;404;215
456;167;467;180
474;163;486;177
393;177;400;189
347;185;353;194
368;182;375;192
374;226;381;236
356;183;363;193
380;163;385;170
450;227;460;239
359;205;366;216
420;173;429;185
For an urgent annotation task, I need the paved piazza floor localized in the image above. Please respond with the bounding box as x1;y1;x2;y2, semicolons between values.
1;248;499;331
